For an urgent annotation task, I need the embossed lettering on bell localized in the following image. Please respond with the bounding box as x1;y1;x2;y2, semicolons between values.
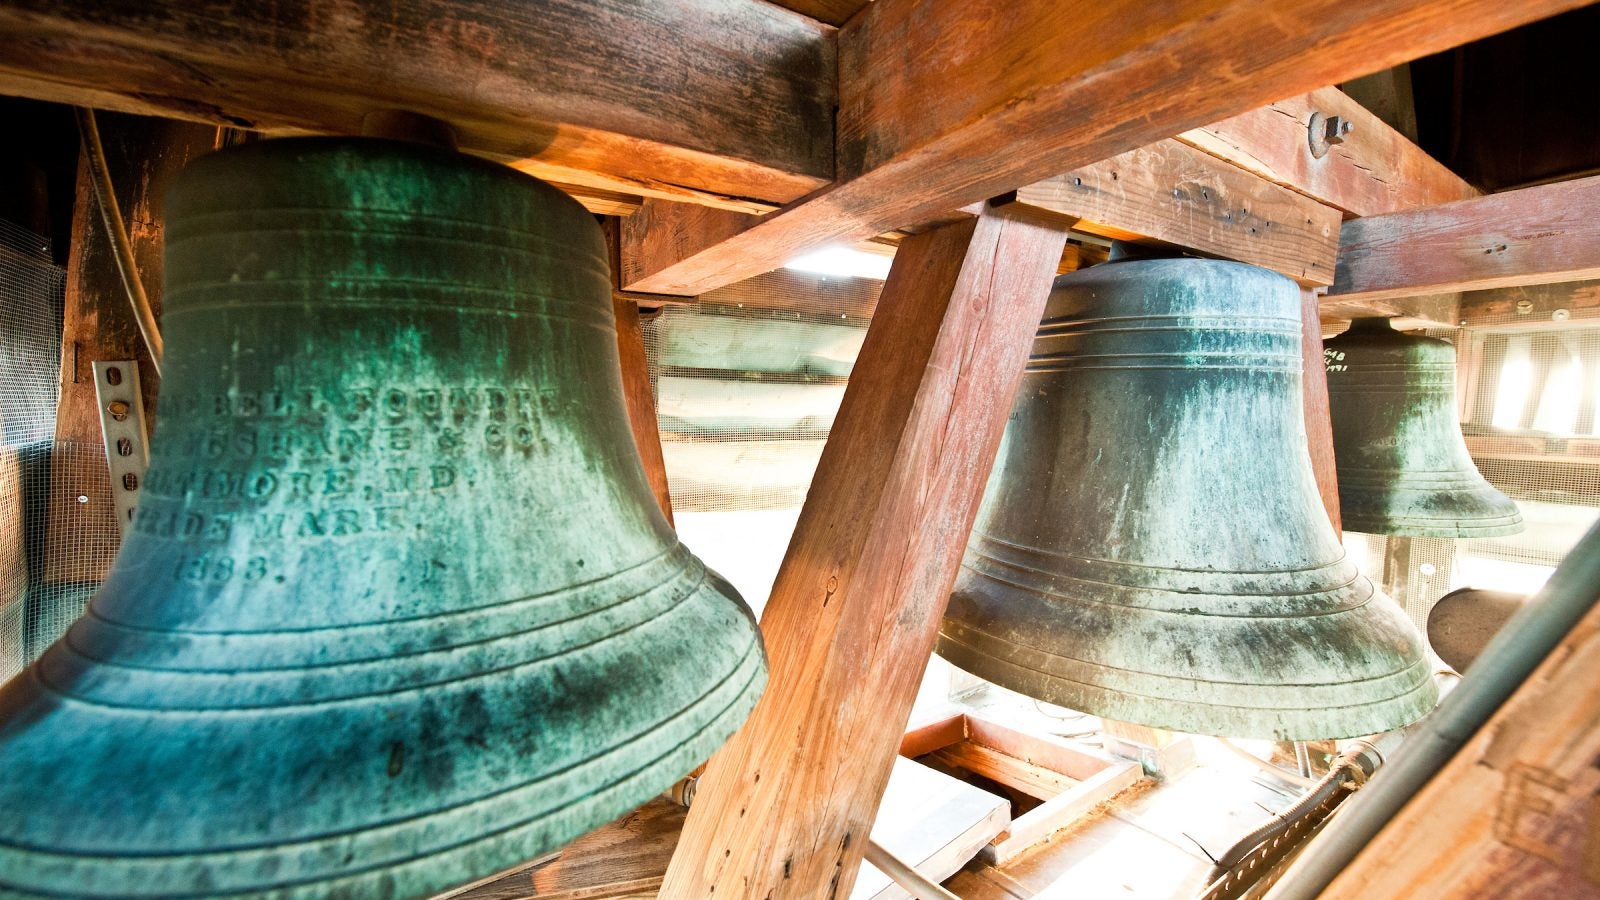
0;138;766;898
939;259;1436;740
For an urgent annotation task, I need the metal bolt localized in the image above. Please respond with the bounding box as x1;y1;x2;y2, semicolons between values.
1554;308;1571;321
1515;299;1535;315
1308;111;1355;159
108;400;130;421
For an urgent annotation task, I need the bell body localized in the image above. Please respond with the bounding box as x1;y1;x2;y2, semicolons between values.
939;259;1435;740
0;140;765;898
1325;318;1522;537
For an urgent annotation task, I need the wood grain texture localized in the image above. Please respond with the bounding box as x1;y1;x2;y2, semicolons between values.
1457;279;1600;327
766;0;872;27
1322;590;1600;898
0;0;834;208
1331;174;1600;302
660;208;1069;898
700;270;882;320
46;113;214;585
1015;139;1341;286
623;0;1582;295
1301;290;1342;532
1179;86;1477;217
603;219;675;525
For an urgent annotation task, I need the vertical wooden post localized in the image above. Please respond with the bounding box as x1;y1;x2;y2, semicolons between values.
603;217;674;524
44;113;212;585
1302;289;1342;533
660;205;1069;898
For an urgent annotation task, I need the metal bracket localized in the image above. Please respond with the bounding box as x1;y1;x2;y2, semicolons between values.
1307;111;1353;159
92;361;149;534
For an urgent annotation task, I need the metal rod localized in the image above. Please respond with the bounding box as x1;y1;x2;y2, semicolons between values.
863;839;959;900
1266;520;1600;899
1216;737;1318;789
75;107;163;374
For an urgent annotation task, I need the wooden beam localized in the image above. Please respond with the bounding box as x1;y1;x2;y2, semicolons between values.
45;113;214;587
767;0;872;27
0;0;835;208
660;206;1069;898
1457;280;1600;328
1319;292;1462;331
1330;175;1600;302
1301;290;1342;532
622;0;1581;296
603;219;675;525
1180;86;1477;217
1321;587;1600;897
1014;139;1342;286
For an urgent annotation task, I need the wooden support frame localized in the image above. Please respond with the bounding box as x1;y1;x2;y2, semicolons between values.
1301;289;1343;532
0;0;836;208
1015;139;1343;286
1179;86;1478;217
1330;174;1600;302
622;0;1583;296
660;204;1070;898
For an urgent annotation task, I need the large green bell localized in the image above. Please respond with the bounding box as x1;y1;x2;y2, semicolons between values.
1324;317;1522;537
939;259;1436;740
0;139;766;898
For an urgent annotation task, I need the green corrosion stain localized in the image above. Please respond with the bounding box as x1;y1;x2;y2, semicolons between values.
0;138;765;899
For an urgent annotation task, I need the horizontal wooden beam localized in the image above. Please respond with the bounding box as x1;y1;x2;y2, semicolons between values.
622;0;1583;296
1180;86;1479;217
1330;174;1600;302
1457;279;1600;328
1014;139;1342;286
0;0;835;208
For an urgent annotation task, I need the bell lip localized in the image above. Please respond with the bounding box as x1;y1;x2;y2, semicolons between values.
0;568;767;898
1339;512;1526;538
934;632;1439;741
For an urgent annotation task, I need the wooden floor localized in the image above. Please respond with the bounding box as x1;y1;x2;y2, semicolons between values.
449;685;1312;900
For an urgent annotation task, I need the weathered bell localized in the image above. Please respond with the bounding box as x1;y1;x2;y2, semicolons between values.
1324;317;1522;537
0;139;766;898
939;259;1436;740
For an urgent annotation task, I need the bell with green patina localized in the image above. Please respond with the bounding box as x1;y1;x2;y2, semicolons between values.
0;139;766;898
939;259;1436;740
1325;317;1522;537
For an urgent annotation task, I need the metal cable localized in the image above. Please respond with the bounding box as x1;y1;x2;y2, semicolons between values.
74;107;163;374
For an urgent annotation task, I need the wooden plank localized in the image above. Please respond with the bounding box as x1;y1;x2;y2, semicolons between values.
1457;279;1600;328
1321;587;1600;898
1014;139;1342;286
1330;175;1600;302
0;0;834;209
854;756;1011;900
621;0;1581;296
767;0;872;27
933;742;1078;799
1179;86;1477;217
981;761;1144;866
659;207;1070;898
1302;289;1342;532
1318;292;1462;331
701;270;882;320
603;219;674;524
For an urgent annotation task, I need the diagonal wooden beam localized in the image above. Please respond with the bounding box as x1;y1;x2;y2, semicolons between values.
0;0;835;208
1330;174;1600;302
1179;86;1479;217
622;0;1580;297
661;205;1070;898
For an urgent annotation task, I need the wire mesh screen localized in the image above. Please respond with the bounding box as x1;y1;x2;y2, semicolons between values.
642;301;868;613
0;219;72;679
1340;319;1600;638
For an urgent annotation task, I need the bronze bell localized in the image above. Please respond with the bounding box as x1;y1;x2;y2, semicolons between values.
1324;317;1522;537
0;139;766;897
939;259;1435;740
